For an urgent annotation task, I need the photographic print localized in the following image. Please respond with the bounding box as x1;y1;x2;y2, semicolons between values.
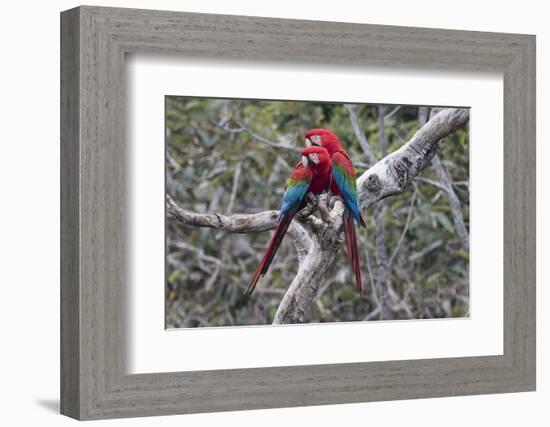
166;97;470;328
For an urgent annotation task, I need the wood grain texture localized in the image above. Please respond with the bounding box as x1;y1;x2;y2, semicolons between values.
60;7;80;419
60;5;536;420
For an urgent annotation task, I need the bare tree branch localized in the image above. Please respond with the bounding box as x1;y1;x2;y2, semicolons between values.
356;108;469;211
287;221;313;263
363;307;381;321
385;105;402;121
415;176;448;192
388;187;418;266
169;241;224;267
226;162;242;215
369;105;394;319
273;203;345;324
363;235;379;309
378;105;387;156
167;194;313;258
427;107;469;252
273;239;338;323
373;201;392;319
408;239;444;262
237;121;302;153
431;155;470;252
216;119;301;153
418;106;430;127
345;104;377;165
168;193;279;233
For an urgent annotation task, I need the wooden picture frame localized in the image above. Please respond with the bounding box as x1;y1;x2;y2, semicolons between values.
60;5;536;420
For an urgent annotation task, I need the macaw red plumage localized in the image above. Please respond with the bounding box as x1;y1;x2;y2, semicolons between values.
305;129;366;293
246;146;332;295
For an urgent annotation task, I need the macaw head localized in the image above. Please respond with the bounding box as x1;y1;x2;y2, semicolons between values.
305;128;344;155
301;146;331;174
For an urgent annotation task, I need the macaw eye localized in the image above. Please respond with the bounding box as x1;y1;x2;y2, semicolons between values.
309;153;320;165
310;135;321;146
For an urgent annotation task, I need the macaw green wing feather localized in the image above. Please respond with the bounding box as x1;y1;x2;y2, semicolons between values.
279;164;312;218
331;152;365;226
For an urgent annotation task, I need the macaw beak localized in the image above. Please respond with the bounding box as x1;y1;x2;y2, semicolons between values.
302;155;308;167
305;138;311;147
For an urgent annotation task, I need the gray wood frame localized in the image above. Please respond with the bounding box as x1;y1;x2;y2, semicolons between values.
60;5;536;420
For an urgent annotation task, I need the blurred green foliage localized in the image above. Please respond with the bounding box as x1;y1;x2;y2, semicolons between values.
166;97;469;328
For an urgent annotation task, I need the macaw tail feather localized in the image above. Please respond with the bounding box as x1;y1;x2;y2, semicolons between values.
343;209;363;293
245;213;294;296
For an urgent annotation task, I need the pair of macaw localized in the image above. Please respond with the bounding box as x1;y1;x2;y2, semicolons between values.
246;129;365;295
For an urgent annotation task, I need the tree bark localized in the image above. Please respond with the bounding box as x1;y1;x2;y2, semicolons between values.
273;202;346;323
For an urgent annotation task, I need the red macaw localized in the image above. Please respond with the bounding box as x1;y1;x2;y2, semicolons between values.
246;146;332;295
305;129;366;293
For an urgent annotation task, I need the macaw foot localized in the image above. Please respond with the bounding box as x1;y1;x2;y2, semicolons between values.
326;194;332;209
299;193;319;217
306;192;319;207
317;194;331;223
329;194;344;210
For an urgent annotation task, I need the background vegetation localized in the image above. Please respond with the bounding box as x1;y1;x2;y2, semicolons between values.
166;97;469;328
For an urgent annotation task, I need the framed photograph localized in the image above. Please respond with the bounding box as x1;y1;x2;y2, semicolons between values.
164;97;471;328
61;6;535;420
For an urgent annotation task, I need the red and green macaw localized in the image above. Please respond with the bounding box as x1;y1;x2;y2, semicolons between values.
305;129;366;293
246;146;332;295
